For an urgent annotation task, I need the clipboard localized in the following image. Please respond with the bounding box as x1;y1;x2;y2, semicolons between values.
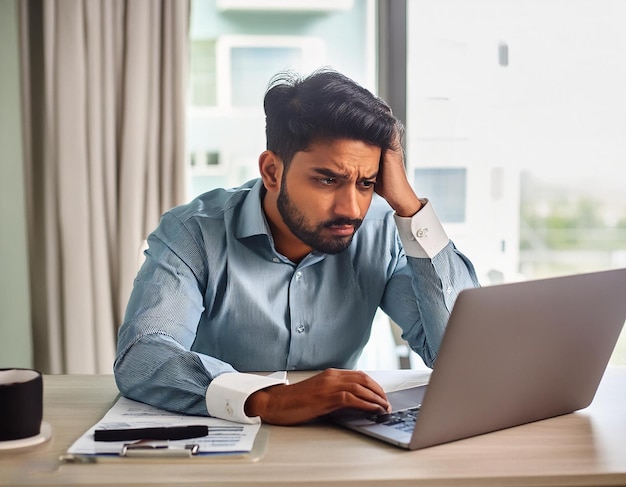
59;426;270;463
60;396;269;463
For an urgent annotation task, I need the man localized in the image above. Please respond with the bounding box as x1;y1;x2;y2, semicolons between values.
114;69;479;426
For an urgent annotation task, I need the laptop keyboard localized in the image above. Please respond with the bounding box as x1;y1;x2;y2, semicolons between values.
369;407;421;433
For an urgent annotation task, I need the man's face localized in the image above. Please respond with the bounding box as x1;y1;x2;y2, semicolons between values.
276;138;381;254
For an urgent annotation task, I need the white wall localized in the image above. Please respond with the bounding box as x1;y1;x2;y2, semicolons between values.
0;0;33;368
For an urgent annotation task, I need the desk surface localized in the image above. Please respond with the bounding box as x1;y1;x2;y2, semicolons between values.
1;368;625;487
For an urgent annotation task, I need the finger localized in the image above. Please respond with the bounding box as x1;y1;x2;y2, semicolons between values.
318;370;391;412
342;382;390;411
330;370;389;401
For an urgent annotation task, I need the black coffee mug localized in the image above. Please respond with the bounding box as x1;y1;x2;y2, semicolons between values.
0;369;43;441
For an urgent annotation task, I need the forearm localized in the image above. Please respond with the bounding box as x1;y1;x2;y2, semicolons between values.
404;243;479;364
115;329;288;421
114;332;222;416
384;201;479;366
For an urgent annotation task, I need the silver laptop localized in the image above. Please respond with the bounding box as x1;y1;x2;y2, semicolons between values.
333;268;626;450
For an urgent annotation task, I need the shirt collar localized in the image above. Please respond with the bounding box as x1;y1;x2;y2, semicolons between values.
234;178;272;240
233;178;326;265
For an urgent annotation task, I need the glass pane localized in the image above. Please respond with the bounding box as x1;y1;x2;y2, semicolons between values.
407;0;626;364
190;40;217;106
231;47;304;107
414;167;466;223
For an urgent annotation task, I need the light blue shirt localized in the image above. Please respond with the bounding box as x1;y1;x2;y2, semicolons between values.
114;179;479;417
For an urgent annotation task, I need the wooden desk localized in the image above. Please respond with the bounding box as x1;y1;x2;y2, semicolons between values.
1;368;625;487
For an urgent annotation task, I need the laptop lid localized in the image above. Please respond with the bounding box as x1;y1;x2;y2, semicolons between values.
409;267;626;450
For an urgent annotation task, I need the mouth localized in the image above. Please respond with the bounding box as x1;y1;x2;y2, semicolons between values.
322;218;362;238
326;224;355;237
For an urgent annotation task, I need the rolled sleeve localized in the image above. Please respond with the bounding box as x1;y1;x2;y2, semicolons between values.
393;199;449;258
206;372;288;424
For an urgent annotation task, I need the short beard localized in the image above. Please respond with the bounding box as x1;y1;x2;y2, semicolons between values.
276;181;362;255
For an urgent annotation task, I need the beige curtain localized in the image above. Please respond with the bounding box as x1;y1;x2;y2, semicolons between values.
19;0;189;374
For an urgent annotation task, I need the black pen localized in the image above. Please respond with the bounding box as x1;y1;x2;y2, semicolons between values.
94;425;209;442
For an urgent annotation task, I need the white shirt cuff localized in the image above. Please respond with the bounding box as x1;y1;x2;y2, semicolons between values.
206;372;288;424
393;199;449;258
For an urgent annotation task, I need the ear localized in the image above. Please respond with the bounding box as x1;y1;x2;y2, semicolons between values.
258;150;283;193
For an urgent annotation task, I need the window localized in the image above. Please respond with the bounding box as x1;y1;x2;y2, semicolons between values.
414;168;467;223
190;40;217;107
230;46;304;107
220;36;324;108
407;0;626;364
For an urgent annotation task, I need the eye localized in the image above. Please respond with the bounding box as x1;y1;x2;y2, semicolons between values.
320;177;337;185
359;180;376;190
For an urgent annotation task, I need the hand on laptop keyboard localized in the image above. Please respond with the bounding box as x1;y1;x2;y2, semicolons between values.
245;369;391;425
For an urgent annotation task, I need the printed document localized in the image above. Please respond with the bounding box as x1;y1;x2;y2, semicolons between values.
67;396;260;456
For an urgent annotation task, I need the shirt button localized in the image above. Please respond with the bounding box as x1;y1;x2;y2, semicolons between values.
446;286;452;294
296;324;305;333
272;257;280;263
295;271;302;280
416;227;429;238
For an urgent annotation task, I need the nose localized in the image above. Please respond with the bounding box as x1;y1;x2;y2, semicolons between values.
333;186;362;220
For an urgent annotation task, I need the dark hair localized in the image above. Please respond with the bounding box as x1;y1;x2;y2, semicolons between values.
264;68;401;167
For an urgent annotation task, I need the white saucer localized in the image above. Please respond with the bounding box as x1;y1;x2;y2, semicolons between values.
0;422;52;451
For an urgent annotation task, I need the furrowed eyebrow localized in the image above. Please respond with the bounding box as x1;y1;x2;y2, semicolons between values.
311;167;345;179
311;167;378;181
